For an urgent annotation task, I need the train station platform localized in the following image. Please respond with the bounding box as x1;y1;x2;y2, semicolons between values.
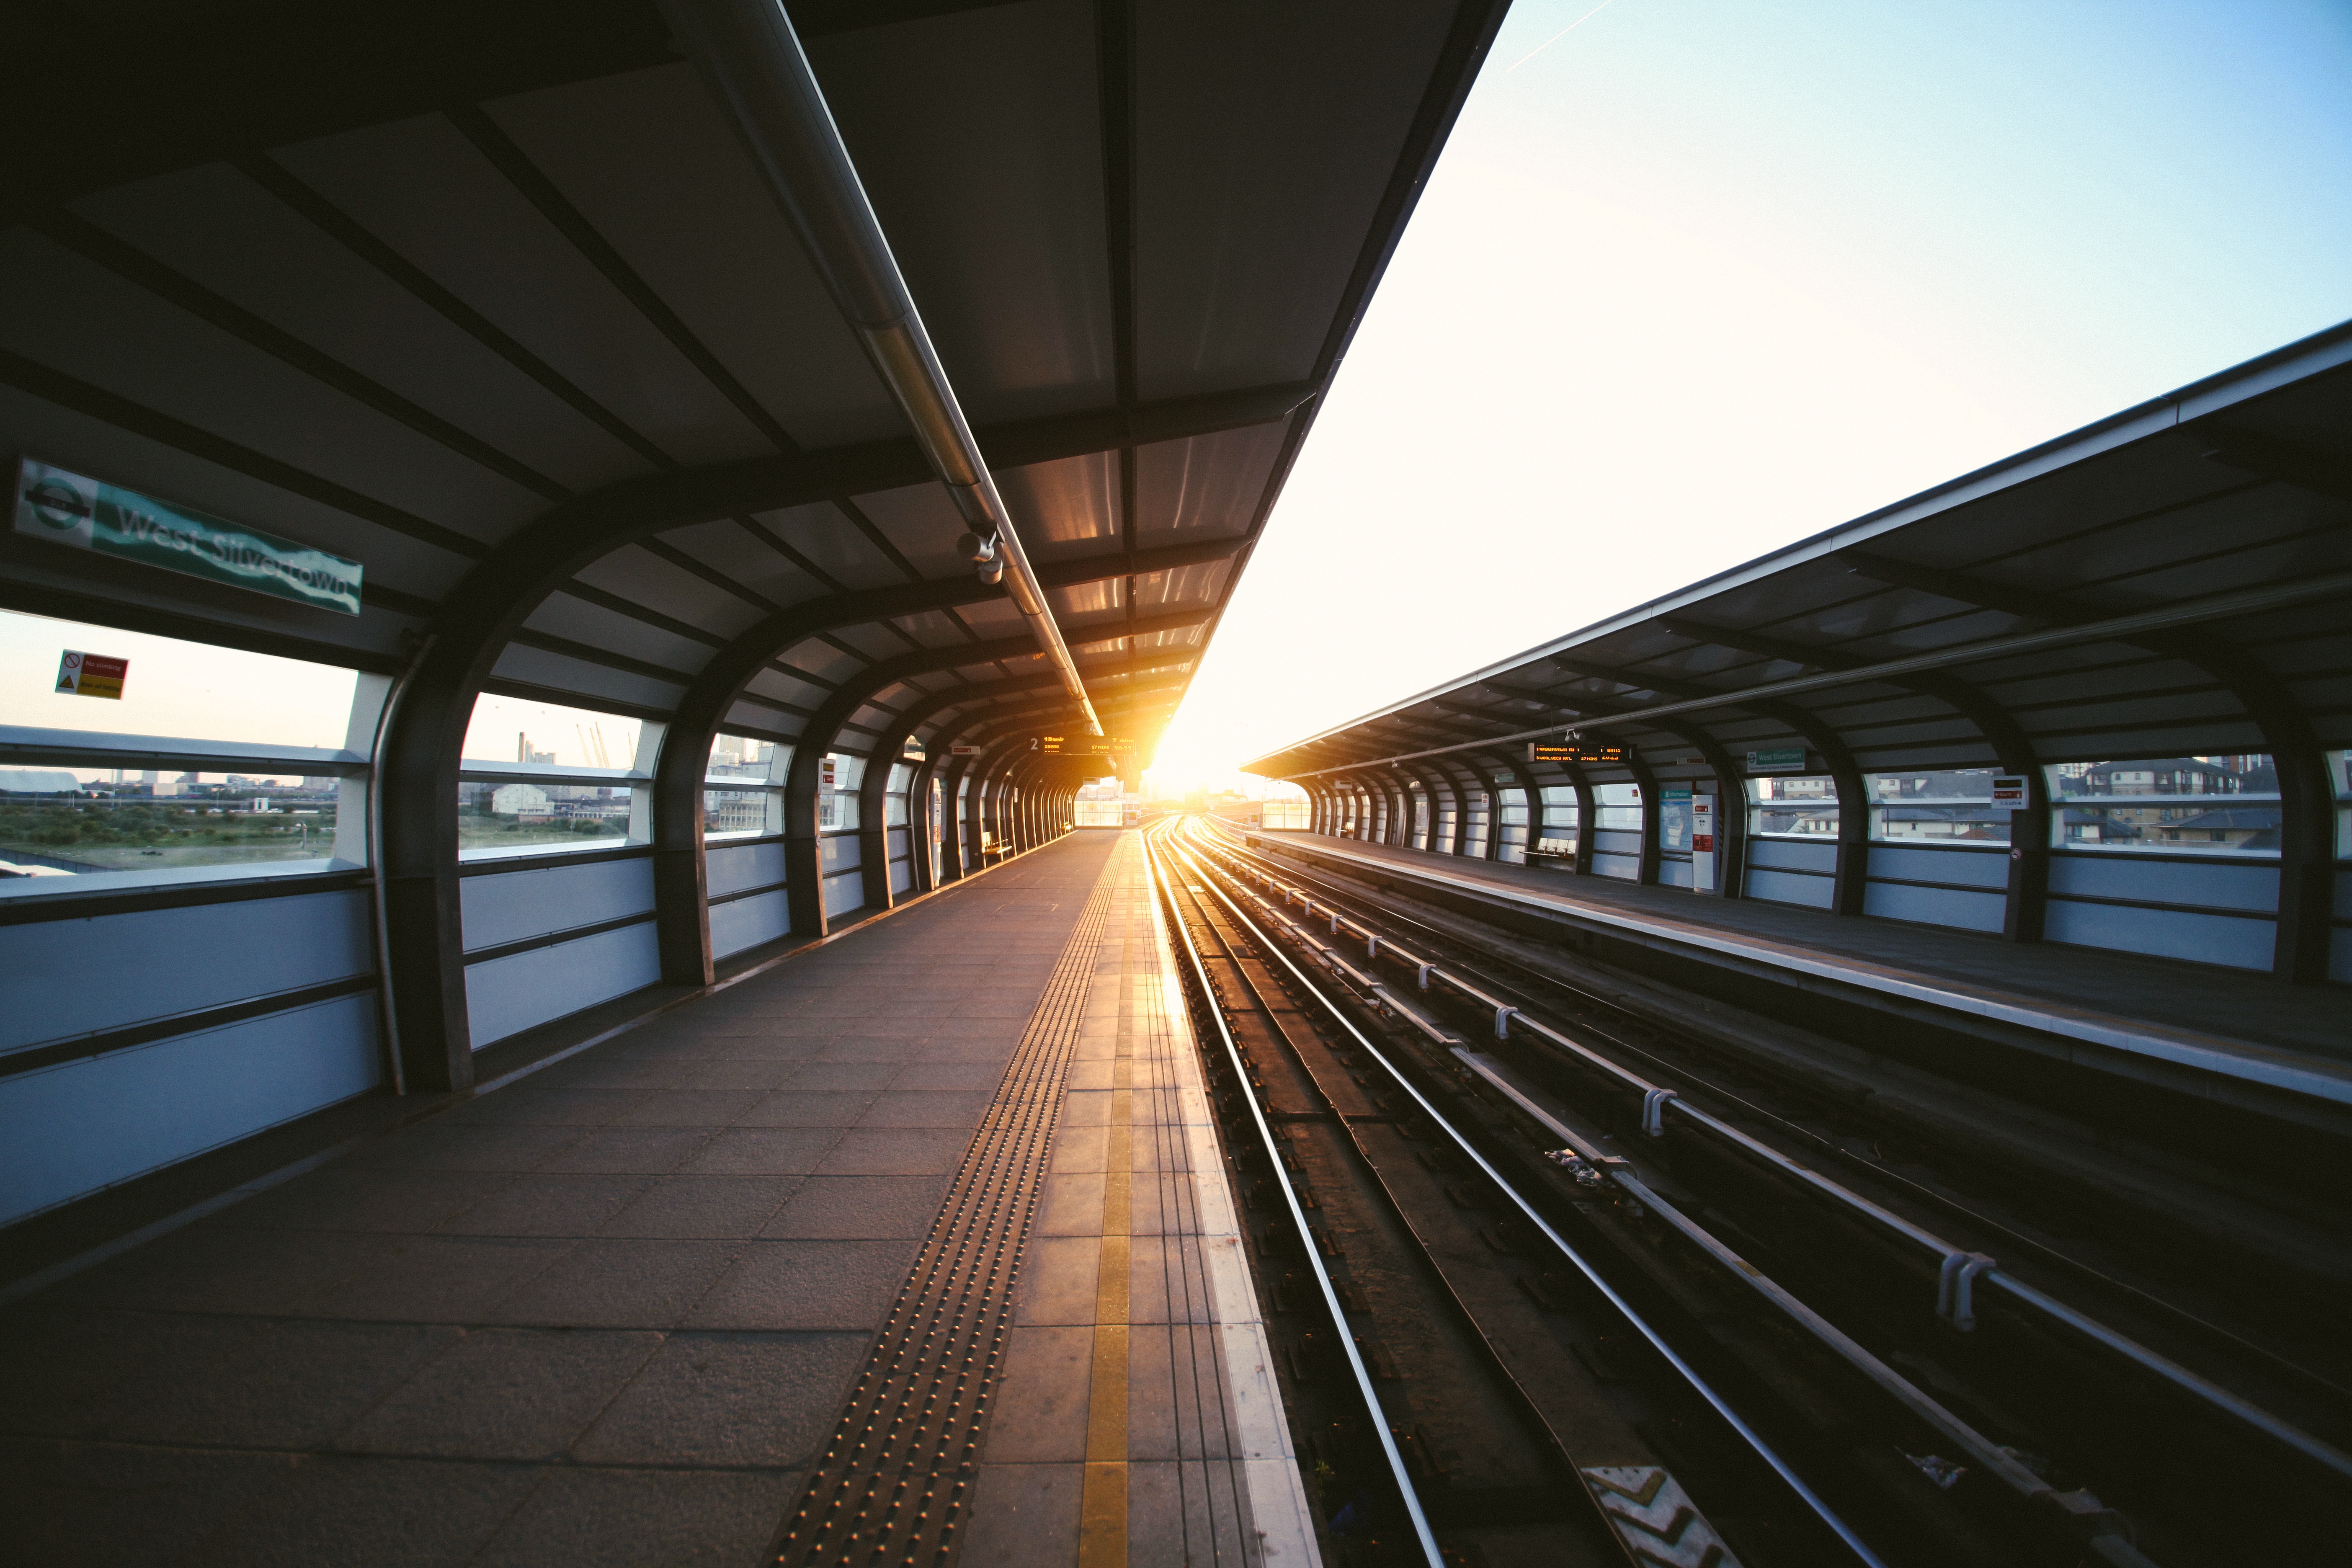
1242;830;2352;1114
0;831;1308;1568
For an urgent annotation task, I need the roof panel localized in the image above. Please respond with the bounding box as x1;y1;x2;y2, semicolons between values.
814;0;1115;426
751;501;905;593
851;481;968;580
487;62;899;451
1133;0;1456;400
0;228;530;547
1132;422;1289;546
572;545;763;640
656;518;830;609
270;111;770;469
1000;452;1122;556
73;162;653;495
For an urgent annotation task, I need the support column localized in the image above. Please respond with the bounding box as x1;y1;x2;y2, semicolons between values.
1629;747;1662;885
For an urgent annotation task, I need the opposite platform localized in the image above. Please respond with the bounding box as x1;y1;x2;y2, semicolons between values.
1246;829;2352;1109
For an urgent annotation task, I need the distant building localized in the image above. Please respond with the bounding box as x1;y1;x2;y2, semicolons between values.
0;769;83;794
491;782;552;818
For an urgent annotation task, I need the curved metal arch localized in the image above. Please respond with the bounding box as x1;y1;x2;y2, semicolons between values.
860;673;1191;905
775;616;1205;933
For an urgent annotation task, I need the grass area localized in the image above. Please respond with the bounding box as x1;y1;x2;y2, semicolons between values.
0;799;331;870
456;812;628;852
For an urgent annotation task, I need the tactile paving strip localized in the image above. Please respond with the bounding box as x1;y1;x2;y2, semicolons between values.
774;867;1119;1566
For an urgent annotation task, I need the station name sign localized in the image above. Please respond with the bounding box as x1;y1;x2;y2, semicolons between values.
15;458;365;616
1528;740;1627;765
1036;735;1135;756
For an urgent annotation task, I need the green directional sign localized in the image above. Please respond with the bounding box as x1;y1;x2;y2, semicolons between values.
14;458;364;616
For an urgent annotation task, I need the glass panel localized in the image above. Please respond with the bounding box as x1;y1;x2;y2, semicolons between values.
0;766;340;875
709;732;788;782
1868;767;2010;845
1593;780;1640;831
704;788;779;838
1747;774;1839;838
0;609;358;750
2048;755;2280;856
458;779;631;854
818;754;862;830
463;693;644;770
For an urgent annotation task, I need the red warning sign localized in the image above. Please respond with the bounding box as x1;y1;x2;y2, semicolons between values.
56;649;128;699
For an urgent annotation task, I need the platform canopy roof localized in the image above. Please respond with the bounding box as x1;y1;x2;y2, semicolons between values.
3;0;1504;765
1247;325;2352;789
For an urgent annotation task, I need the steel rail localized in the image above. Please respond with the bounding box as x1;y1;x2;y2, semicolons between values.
1140;823;1443;1565
1189;818;2352;1488
1204;819;2352;1413
1158;825;1890;1567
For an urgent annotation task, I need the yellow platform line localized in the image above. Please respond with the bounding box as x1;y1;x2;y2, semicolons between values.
1079;907;1140;1566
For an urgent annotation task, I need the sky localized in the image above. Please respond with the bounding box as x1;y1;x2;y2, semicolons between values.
1142;0;2352;799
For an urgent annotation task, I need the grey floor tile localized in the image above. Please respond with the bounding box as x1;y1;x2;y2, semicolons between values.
435;1174;654;1238
958;1462;1085;1564
813;1128;971;1176
608;1088;770;1127
758;1175;951;1240
1127;1460;1250;1568
779;1060;901;1091
812;1035;926;1058
669;1014;841;1037
338;1328;661;1460
979;1328;1093;1464
0;1309;260;1440
676;1058;807;1091
595;1176;801;1238
1033;1173;1107;1238
350;1121;593;1174
478;1239;738;1330
107;1318;460;1449
0;1436;289;1568
854;1090;995;1129
303;1235;576;1322
1057;1090;1115;1127
48;1226;387;1317
916;1016;1028;1040
1011;1235;1102;1327
735;1089;878;1127
913;1040;1025;1063
1128;1234;1216;1325
440;1086;645;1127
1126;1324;1236;1462
691;1036;831;1060
175;1453;542;1568
678;1126;843;1175
523;1053;699;1090
534;1127;713;1175
570;1331;869;1468
1047;1125;1108;1175
201;1168;514;1235
686;1238;918;1331
1061;1058;1115;1091
888;1060;1006;1091
471;1465;796;1568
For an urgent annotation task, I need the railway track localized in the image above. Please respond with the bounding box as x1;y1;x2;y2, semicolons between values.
1149;817;2350;1567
